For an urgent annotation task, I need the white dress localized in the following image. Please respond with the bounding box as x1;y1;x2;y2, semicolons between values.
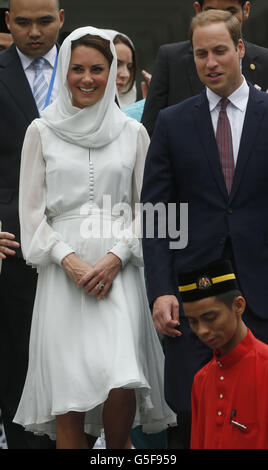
14;118;176;439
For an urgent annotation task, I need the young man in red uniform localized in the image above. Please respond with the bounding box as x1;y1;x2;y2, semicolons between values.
178;260;268;449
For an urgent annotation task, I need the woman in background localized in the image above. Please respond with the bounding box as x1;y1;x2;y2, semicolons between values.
105;29;151;121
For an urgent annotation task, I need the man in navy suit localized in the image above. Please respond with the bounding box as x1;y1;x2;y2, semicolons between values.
142;0;268;137
141;9;268;448
0;0;64;448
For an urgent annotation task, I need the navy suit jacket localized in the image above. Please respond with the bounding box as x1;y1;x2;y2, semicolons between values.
0;45;42;257
141;83;268;320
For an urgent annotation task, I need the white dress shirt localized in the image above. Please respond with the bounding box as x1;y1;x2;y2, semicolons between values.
16;45;59;104
206;77;249;166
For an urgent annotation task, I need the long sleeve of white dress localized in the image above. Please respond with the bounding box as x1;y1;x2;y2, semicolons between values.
19;122;75;269
19;121;150;269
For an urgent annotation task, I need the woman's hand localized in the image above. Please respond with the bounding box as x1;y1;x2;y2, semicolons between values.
0;232;20;259
61;253;94;287
77;253;122;299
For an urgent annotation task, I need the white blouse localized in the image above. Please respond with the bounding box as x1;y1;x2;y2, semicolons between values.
19;119;150;270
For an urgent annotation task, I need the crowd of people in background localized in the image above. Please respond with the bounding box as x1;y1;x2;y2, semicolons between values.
1;0;268;451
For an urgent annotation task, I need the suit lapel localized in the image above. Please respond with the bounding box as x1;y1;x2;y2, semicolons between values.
242;41;265;91
0;45;38;123
242;42;257;86
229;84;265;202
193;91;228;200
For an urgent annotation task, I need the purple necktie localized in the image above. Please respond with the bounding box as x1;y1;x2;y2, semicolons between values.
216;98;235;195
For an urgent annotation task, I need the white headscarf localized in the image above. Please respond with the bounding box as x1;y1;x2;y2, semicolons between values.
41;27;130;148
104;29;137;109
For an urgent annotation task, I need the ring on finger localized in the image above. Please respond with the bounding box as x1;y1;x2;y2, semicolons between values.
98;282;105;292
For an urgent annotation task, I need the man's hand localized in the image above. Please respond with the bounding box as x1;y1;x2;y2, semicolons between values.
0;33;13;51
153;295;181;337
0;232;20;259
141;69;152;99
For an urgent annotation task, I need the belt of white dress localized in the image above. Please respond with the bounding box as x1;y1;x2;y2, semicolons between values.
50;208;127;224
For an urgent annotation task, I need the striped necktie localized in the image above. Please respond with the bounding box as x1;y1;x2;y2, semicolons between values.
216;98;235;195
32;58;48;113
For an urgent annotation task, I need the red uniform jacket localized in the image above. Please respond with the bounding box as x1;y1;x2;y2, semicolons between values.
191;330;268;449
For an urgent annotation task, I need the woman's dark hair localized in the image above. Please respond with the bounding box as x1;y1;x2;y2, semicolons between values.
71;34;113;67
113;33;136;95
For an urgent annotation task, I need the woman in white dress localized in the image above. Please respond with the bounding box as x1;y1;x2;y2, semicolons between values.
14;27;175;449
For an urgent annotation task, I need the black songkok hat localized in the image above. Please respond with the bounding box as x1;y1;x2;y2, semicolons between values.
178;259;239;302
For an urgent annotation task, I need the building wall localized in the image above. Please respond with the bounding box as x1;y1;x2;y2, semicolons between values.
60;1;268;98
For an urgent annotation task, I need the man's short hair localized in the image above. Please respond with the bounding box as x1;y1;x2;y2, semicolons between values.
190;9;242;47
216;289;242;310
8;0;61;10
197;0;247;7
